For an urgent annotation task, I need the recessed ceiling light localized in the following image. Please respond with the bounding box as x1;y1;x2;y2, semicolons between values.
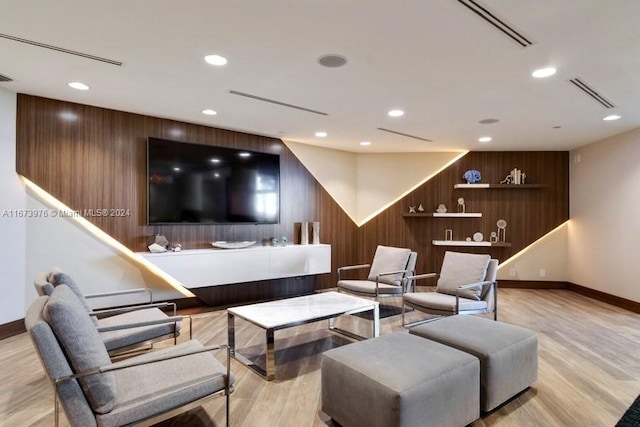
532;67;557;78
388;109;404;117
239;152;251;157
318;54;348;68
603;114;621;121
478;136;492;143
202;109;217;115
210;158;221;163
204;54;228;66
315;131;327;137
360;141;371;146
68;81;89;90
479;118;500;124
173;167;181;172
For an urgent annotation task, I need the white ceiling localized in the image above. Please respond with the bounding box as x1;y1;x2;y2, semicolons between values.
1;0;639;153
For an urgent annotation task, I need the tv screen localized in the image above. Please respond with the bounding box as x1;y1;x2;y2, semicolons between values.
147;137;280;224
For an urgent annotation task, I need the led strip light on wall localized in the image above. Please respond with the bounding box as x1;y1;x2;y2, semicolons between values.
21;176;195;298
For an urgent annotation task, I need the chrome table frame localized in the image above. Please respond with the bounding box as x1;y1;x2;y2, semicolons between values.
227;292;379;380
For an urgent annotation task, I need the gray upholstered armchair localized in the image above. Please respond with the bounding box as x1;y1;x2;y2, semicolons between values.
25;284;234;427
402;251;498;327
34;269;187;356
337;245;417;301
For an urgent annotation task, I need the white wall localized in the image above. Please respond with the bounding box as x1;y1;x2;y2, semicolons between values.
284;140;463;225
23;188;186;310
568;127;640;302
0;88;26;324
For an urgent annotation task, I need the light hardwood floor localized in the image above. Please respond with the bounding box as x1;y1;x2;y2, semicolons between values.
2;288;640;426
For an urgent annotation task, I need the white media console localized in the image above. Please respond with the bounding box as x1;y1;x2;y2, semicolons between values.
139;244;331;288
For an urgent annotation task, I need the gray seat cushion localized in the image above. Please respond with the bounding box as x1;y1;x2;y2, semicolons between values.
43;285;117;414
436;252;490;300
98;308;179;352
337;279;404;295
403;291;488;313
97;340;233;427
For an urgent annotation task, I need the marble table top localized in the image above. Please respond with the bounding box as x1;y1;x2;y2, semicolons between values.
227;291;378;330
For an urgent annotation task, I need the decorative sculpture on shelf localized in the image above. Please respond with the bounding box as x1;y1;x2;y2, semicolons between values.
500;168;527;185
497;219;507;242
408;206;417;213
436;204;447;213
445;229;453;241
457;197;465;213
463;169;482;184
417;204;425;212
490;232;498;243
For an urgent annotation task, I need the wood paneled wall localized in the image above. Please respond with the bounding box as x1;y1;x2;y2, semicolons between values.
16;94;568;307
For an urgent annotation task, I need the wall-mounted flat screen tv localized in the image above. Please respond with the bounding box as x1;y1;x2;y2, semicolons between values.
147;137;280;224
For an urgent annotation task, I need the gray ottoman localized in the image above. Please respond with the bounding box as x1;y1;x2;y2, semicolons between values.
321;333;479;427
410;315;538;412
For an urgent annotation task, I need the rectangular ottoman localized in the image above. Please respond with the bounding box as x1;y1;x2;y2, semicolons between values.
321;333;479;427
409;315;537;412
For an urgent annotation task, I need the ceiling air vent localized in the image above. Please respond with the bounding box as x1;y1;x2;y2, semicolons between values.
0;33;122;66
377;128;433;142
569;78;615;109
0;74;12;82
228;90;328;116
457;0;533;47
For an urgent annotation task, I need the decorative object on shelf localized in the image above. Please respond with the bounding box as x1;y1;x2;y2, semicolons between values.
408;206;417;213
490;232;498;243
465;237;472;242
280;236;287;246
457;198;465;213
436;204;447;213
148;234;169;252
500;168;527;185
417;204;425;212
473;232;484;242
171;242;182;252
445;229;453;241
148;243;167;253
154;234;169;249
312;222;321;245
300;222;309;245
463;169;481;184
211;241;257;249
497;219;507;242
271;237;279;246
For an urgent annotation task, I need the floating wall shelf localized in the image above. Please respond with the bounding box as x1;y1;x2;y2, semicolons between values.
432;240;512;247
403;212;482;218
453;184;546;189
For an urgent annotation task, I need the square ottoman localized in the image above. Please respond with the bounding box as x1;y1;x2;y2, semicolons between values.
410;315;537;412
321;333;479;427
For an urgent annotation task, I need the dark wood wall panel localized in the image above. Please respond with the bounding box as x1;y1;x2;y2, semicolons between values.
358;151;569;275
16;94;569;307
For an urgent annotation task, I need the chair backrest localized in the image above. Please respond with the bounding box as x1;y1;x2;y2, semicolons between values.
436;251;492;300
25;295;98;427
367;245;413;286
483;259;499;311
403;251;418;290
35;269;99;326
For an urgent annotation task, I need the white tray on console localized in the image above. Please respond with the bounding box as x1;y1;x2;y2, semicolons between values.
210;241;256;249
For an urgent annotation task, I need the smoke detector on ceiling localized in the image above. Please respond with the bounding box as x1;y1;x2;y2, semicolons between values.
318;54;348;68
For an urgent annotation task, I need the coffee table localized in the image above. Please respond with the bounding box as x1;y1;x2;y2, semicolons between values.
227;291;379;380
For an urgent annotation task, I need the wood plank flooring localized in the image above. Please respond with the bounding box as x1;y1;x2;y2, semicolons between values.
2;288;640;426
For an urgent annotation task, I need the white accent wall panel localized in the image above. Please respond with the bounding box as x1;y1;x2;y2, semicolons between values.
569;128;640;302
